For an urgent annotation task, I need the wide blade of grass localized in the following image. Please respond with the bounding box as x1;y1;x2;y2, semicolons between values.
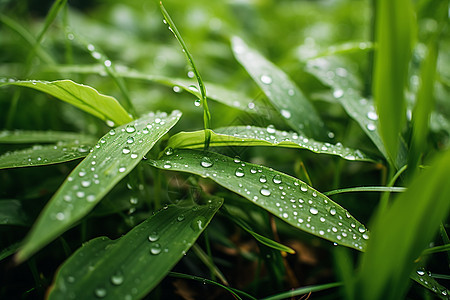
0;130;97;144
16;111;182;262
231;36;328;140
410;269;450;298
166;126;375;163
0;80;133;126
148;149;369;251
0;143;91;169
355;149;450;300
373;0;414;165
47;199;223;300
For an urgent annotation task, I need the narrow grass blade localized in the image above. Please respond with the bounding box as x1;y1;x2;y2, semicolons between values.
160;2;211;149
261;282;342;300
421;244;450;256
47;199;223;300
169;272;256;300
0;80;133;126
222;208;295;254
373;0;414;165
166;126;375;163
355;150;450;300
231;36;328;140
46;65;272;117
324;186;406;197
148;149;370;251
0;143;91;169
0;242;20;262
0;130;97;144
16;111;182;262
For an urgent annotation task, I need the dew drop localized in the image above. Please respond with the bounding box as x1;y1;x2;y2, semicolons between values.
118;166;126;173
148;232;159;242
235;167;245;177
125;125;136;133
130;153;138;159
333;89;344;98
266;124;276;134
194;99;201;107
280;109;291;119
260;186;271;196
94;287;107;298
126;137;135;144
329;208;337;216
300;185;308;192
110;271;124;286
200;156;213;168
250;167;257;174
165;147;174;156
177;214;185;222
56;212;65;221
163;161;172;169
367;111;378;120
367;123;376;131
309;207;319;215
63;195;72;202
104;60;112;67
363;233;370;240
358;226;366;233
78;171;86;177
190;216;207;232
260;75;273;84
272;174;282;184
172;86;181;93
259;175;267;183
87;195;95;202
417;269;425;276
81;180;91;188
150;243;162;255
76;191;85;198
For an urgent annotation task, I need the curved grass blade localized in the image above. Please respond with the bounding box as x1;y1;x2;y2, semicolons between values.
0;130;97;144
0;143;92;169
231;36;328;140
261;282;342;300
356;150;450;300
16;111;182;262
222;208;295;254
169;272;255;300
47;199;223;300
47;64;273;117
160;2;211;149
0;80;133;126
324;186;406;197
166;126;375;163
148;149;370;251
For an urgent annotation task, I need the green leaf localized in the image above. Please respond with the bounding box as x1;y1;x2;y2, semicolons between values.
0;200;30;226
373;0;414;164
411;268;450;299
0;130;97;144
16;111;182;262
356;150;450;300
0;80;133;126
166;126;375;163
231;36;328;140
47;199;223;300
305;56;387;159
0;143;92;169
148;149;369;251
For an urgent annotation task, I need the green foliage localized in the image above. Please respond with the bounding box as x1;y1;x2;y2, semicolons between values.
0;0;449;299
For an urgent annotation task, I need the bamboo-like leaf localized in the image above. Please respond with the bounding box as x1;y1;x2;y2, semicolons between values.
16;111;182;262
356;150;450;300
0;130;97;144
166;126;375;163
47;199;223;300
0;143;92;169
148;149;369;251
231;36;328;140
410;269;450;299
0;80;133;126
